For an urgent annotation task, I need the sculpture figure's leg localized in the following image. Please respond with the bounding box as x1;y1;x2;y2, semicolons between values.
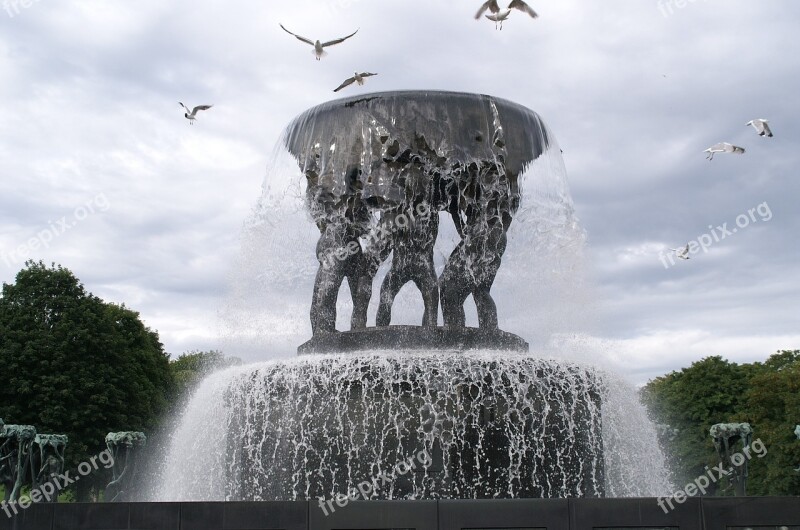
472;286;498;330
311;227;350;335
440;242;470;329
348;274;368;329
471;218;507;330
311;265;345;335
10;439;30;502
29;445;39;494
414;255;439;327
376;264;406;327
348;249;380;330
416;209;440;327
378;254;439;328
0;444;12;501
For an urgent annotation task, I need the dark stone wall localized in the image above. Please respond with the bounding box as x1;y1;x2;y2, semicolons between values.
1;498;799;530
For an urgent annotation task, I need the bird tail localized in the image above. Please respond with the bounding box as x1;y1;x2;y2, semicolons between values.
315;49;328;58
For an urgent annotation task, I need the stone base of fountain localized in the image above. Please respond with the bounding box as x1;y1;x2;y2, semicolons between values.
297;326;529;355
212;353;605;501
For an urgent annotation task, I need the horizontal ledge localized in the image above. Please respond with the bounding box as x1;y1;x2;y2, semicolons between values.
297;325;529;355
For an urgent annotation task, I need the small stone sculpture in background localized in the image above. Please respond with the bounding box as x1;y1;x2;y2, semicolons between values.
0;419;9;497
794;425;800;472
105;432;146;502
710;422;753;496
31;434;68;500
655;423;680;443
0;423;36;502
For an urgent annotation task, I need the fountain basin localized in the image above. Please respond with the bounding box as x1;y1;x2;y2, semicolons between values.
162;352;606;501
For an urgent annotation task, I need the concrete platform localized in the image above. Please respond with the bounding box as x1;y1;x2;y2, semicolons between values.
2;498;800;530
297;326;529;355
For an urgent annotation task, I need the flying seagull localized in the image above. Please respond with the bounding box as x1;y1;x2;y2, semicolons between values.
334;72;378;92
669;244;691;260
746;119;773;137
179;102;212;125
703;142;745;160
475;0;538;29
279;24;358;60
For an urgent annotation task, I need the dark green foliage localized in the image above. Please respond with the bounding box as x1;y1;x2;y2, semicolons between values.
0;261;174;499
170;349;241;398
743;351;800;495
642;351;800;496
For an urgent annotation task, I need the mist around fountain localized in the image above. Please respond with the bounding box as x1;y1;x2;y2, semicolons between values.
150;93;673;501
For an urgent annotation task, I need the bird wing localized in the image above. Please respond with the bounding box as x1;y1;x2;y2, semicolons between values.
762;121;773;137
192;105;213;114
475;0;500;19
748;120;765;134
322;29;358;47
358;72;378;78
333;77;356;92
508;0;539;18
705;142;725;152
280;24;315;46
179;102;189;111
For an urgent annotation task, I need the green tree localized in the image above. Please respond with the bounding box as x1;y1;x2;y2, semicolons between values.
170;349;241;398
0;261;174;499
642;352;800;496
640;355;753;492
741;351;800;495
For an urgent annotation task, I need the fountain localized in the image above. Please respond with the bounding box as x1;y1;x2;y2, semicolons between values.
153;91;671;502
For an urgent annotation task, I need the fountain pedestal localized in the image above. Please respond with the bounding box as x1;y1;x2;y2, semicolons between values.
298;326;529;354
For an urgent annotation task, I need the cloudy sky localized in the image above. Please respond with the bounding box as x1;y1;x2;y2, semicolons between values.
1;0;798;385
